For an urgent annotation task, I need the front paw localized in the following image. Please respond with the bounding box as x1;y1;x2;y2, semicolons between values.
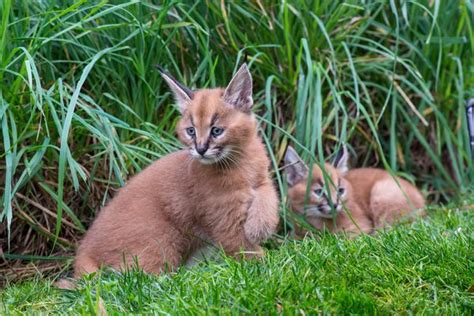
243;184;279;244
241;245;264;259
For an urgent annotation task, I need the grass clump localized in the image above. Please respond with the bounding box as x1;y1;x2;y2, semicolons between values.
1;206;473;314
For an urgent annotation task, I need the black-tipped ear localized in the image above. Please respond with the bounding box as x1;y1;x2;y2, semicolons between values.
156;65;194;113
332;145;349;175
284;146;309;187
223;63;253;112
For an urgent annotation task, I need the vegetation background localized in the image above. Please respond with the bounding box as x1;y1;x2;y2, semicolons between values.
0;0;472;305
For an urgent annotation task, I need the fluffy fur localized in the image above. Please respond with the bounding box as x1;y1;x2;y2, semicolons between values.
73;64;279;277
285;146;425;236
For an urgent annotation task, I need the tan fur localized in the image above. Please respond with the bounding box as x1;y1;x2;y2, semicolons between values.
287;157;425;236
346;168;425;228
73;69;279;277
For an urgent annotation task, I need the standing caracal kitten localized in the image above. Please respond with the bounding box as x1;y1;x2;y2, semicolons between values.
284;146;425;236
73;64;279;277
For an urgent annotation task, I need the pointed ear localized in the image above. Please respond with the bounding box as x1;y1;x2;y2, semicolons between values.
332;145;349;175
223;63;253;112
284;146;309;187
156;65;194;113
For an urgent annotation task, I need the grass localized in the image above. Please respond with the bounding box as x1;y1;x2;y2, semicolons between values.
0;0;473;297
1;203;473;314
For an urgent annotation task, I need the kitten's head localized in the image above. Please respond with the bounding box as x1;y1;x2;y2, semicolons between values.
159;64;256;165
284;146;351;219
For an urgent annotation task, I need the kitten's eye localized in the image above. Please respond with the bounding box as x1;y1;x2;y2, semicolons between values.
186;127;196;137
338;187;346;195
314;188;323;197
211;126;224;137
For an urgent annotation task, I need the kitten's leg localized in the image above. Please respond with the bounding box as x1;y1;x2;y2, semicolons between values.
223;238;264;259
210;211;264;259
244;181;280;244
336;206;373;237
212;232;263;259
341;216;373;237
73;254;99;278
134;225;189;274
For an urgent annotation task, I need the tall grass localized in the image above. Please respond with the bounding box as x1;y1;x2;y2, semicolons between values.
0;0;473;280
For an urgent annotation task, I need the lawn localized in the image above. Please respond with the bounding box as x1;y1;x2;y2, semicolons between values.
1;202;473;314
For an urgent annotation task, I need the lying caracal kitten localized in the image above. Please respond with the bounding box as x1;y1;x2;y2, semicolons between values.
284;146;424;235
73;64;279;277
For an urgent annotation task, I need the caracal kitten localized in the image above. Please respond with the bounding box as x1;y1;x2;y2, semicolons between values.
284;146;425;235
73;64;279;277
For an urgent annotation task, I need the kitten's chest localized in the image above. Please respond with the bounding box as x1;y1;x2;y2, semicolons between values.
211;162;264;189
190;168;260;217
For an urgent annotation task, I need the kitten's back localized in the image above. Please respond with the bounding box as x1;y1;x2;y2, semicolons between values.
74;150;195;275
346;168;425;225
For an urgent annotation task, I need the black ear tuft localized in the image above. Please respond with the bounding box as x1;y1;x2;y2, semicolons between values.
284;146;309;187
156;65;194;113
331;145;349;175
155;64;166;74
223;63;253;112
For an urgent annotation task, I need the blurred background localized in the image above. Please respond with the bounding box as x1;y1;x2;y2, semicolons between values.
0;0;472;282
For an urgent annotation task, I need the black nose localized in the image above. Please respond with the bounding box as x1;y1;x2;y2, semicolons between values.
196;143;209;156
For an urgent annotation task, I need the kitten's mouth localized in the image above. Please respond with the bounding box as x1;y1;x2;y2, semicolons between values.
304;205;341;218
191;147;231;165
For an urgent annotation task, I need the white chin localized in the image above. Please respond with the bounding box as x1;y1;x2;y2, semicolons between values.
317;213;334;219
192;147;231;165
198;157;218;165
305;208;335;219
